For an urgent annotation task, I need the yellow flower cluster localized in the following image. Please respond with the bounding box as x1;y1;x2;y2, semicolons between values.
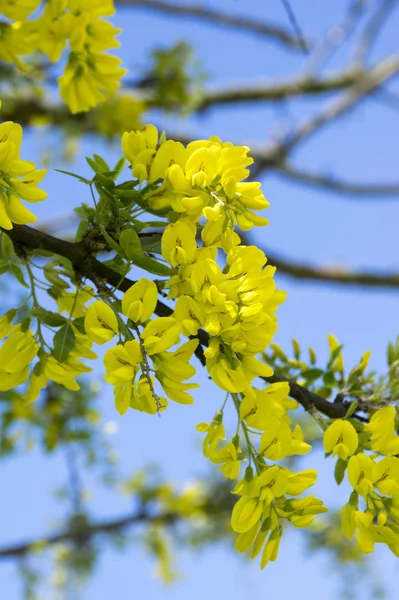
120;124;328;566
0;0;125;113
24;287;98;403
122;124;269;230
232;466;326;569
0;326;39;391
324;408;399;556
0;120;47;230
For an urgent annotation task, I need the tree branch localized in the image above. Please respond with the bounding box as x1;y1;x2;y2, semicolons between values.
115;0;310;50
0;510;179;559
262;246;399;289
196;70;366;110
0;223;381;421
250;55;399;177
273;163;399;197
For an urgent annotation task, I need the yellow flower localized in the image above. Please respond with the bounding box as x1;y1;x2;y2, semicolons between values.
121;278;158;324
0;0;40;19
0;331;38;391
373;457;399;495
174;295;204;336
84;300;118;344
207;441;243;480
347;453;374;496
161;219;197;267
323;419;358;460
196;414;225;457
104;340;141;385
141;317;180;355
0;121;47;230
364;406;399;455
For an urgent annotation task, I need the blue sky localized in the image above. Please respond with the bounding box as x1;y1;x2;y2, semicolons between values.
1;0;399;598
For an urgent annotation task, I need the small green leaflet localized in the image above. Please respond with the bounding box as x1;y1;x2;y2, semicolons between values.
53;323;76;362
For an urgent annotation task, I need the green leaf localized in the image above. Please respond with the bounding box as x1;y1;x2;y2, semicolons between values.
119;229;143;261
75;219;89;242
345;400;358;419
301;368;324;383
334;458;347;485
93;154;110;171
133;255;173;276
113;157;126;178
1;234;14;261
327;345;344;369
31;308;66;328
323;371;336;387
0;260;9;275
93;172;115;189
10;265;28;287
388;342;396;366
53;323;76;362
72;316;86;335
99;225;123;255
292;338;300;360
55;169;91;184
308;347;317;365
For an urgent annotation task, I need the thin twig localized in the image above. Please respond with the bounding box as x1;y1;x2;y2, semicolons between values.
115;0;310;49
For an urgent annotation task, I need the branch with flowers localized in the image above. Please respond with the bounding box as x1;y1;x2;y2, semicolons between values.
1;0;399;583
1;113;399;571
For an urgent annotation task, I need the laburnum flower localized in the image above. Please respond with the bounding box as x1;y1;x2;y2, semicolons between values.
121;125;270;231
58;52;127;114
323;419;358;460
0;121;47;230
57;287;94;318
364;405;399;455
0;330;38;391
114;377;168;415
84;300;119;345
104;340;142;385
153;340;199;405
0;310;16;340
141;317;180;355
161;219;197;268
347;453;374;496
342;508;398;554
0;0;40;19
0;21;37;69
196;413;225;457
121;278;158;324
207;441;244;480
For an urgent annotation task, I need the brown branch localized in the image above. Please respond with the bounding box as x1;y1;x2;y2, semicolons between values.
0;510;178;559
274;163;399;197
266;372;356;418
115;0;310;49
279;55;399;154
250;55;399;177
264;247;399;289
196;70;365;109
0;224;380;419
353;0;395;66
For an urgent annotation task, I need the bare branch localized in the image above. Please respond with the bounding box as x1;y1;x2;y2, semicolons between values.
303;0;366;75
279;55;399;154
265;248;399;289
279;0;309;54
115;0;310;50
250;55;399;178
353;0;396;66
274;163;399;197
0;510;179;560
196;70;364;110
